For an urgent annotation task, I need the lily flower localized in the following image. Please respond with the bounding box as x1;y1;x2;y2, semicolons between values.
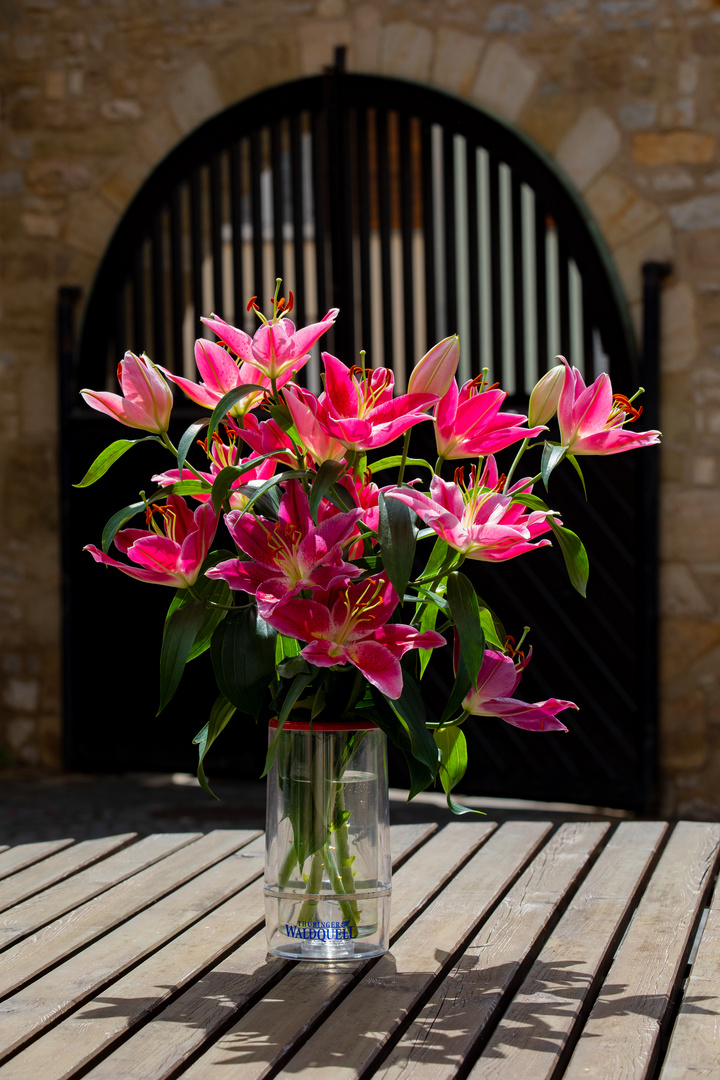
161;338;274;417
263;573;446;699
81;351;173;434
434;376;545;460
206;480;364;607
407;335;460;399
153;433;276;511
311;353;438;452
201;307;338;383
231;414;300;470
282;383;349;464
85;496;218;587
386;458;554;562
463;647;577;731
528;364;565;428
556;358;661;455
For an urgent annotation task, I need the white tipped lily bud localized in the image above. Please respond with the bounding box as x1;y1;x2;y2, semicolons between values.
407;334;460;399
528;363;565;427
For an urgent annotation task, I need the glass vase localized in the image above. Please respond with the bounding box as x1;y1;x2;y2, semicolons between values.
264;718;391;961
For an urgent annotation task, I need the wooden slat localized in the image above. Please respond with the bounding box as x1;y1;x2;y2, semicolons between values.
84;823;495;1080
564;821;720;1080
466;821;671;1080
0;841;75;881
375;821;611;1080
269;821;552;1080
0;832;263;1062
0;832;201;954
0;835;136;913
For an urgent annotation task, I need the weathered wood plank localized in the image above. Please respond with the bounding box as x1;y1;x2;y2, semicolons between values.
77;823;494;1080
466;820;672;1080
0;842;75;881
0;835;136;913
564;821;720;1080
0;832;201;954
266;821;552;1080
374;821;613;1080
0;832;264;1062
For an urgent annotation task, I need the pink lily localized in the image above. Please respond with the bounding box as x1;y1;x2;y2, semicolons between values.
206;480;364;607
407;335;460;399
81;351;173;434
386;458;554;562
317;470;383;560
263;573;446;699
161;338;274;417
202;307;338;383
556;358;661;455
313;353;438;452
434;377;545;460
462;647;577;731
153;435;275;511
282;383;349;464
85;496;218;588
235;413;301;469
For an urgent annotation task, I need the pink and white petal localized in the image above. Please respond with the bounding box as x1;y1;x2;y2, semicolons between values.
300;639;346;669
570;373;613;437
160;369;222;409
373;624;446;658
84;545;180;586
346;639;403;698
288;309;338;356
178;502;218;577
278;480;314;534
480;696;576;731
201;315;255;364
206;557;276;595
80;391;153;429
264;596;332;641
194;339;242;394
322;353;360;418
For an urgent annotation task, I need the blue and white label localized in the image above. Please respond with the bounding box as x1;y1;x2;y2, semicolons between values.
285;918;357;941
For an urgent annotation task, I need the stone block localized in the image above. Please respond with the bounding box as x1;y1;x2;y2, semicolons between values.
670;194;720;231
100;159;151;213
618;101;657;130
485;3;533;34
380;23;434;82
135;108;183;167
471;40;540;123
688;230;720;265
661;619;720;685
692;456;717;486
168;60;224;135
27;159;92;195
660;690;706;771
431;28;485;97
612;217;674;305
44;70;65;101
660;97;695;129
21;213;59;238
661;563;714;617
661;486;720;562
632;131;715;166
585;172;660;248
3;678;40;712
100;99;143;122
353;4;381;72
703;170;720;189
651;167;694;192
62;196;118;258
660;281;697;373
299;19;352;75
556;107;621;191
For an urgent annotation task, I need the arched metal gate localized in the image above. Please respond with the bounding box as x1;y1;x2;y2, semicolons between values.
60;66;661;810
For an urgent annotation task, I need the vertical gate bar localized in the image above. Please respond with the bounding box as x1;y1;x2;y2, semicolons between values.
443;127;457;343
132;241;146;351
170;184;185;373
558;231;571;358
326;72;355;359
311;107;328;322
271;120;285;287
510;169;526;395
421;119;436;346
250;129;264;310
400;111;415;373
210;152;224;318
358;106;373;357
290;113;306;329
190;168;204;334
488;152;503;378
151;211;166;367
230;141;244;326
377;107;393;368
466;138;480;375
534;194;548;373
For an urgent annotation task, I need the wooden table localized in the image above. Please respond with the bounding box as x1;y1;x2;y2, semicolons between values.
0;820;719;1079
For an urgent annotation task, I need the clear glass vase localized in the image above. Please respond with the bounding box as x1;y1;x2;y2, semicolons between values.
264;718;391;961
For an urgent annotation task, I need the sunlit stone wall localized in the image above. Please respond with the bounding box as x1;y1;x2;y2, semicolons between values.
2;0;719;814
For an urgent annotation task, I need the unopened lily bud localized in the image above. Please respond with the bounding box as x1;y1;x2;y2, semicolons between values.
407;335;460;399
528;363;565;427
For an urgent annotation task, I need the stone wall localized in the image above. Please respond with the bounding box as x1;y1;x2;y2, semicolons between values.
2;0;719;813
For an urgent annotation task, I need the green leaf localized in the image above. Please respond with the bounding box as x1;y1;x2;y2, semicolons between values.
550;519;589;598
275;633;301;666
566;452;587;499
163;552;234;664
206;383;268;443
510;491;551;514
262;669;315;778
309;460;345;524
446;572;485;687
193;693;236;798
363;703;436;801
420;537;451;580
376;672;438;778
476;599;506;650
162;480;213;496
177;419;209;480
101;499;145;552
158;600;209;714
378;493;416;602
435;726;477;814
369;455;434;479
418;597;441;677
210;605;277;718
214;468;308;516
74;438;152;488
541;441;567;490
440;653;473;725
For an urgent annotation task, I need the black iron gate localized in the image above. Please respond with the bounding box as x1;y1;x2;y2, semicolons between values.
60;66;661;809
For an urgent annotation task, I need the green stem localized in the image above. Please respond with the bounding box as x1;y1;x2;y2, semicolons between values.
397;430;412;487
503;438;529;493
187;585;238;609
297;852;324;924
278;846;297;890
159;431;210;485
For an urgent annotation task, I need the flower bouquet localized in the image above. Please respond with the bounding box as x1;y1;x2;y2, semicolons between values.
78;281;660;959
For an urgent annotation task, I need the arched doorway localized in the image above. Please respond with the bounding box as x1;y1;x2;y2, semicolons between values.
60;68;658;809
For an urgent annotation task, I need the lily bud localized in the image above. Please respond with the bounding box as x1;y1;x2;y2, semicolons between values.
407;335;460;399
81;351;174;434
528;363;565;428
